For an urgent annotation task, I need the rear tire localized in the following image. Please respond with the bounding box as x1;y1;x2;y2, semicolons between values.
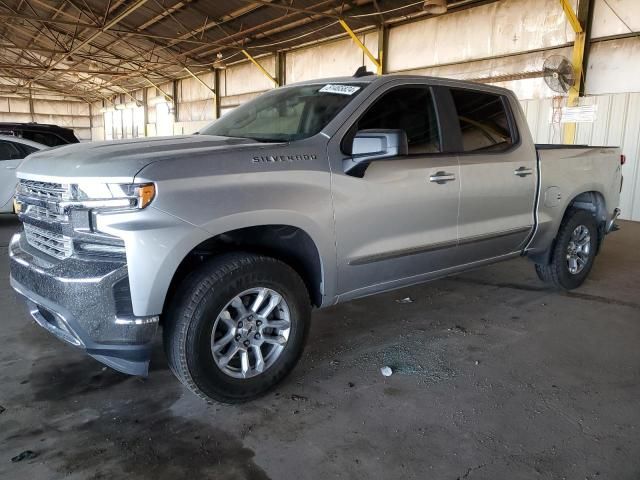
163;252;311;403
534;209;598;290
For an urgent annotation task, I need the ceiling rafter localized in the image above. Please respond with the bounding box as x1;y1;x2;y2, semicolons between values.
0;0;469;101
0;5;182;88
27;0;149;84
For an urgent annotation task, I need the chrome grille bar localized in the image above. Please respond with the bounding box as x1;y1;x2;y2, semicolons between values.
24;205;68;223
23;223;73;260
18;180;70;201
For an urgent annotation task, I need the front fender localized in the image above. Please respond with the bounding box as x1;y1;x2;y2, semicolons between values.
94;206;214;317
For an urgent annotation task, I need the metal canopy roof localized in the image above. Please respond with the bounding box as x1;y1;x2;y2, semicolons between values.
0;0;485;102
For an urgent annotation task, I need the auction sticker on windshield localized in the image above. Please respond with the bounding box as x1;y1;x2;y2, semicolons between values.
319;84;361;95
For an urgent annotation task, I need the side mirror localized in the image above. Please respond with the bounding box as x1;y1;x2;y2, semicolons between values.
343;129;408;174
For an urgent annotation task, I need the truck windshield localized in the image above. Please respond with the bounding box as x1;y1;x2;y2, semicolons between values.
199;83;365;142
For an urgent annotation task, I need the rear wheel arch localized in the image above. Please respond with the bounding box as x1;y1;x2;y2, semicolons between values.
530;190;607;265
567;191;607;223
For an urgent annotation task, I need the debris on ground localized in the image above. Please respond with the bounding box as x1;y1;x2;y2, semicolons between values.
290;394;309;402
448;325;468;334
348;382;355;388
380;366;393;377
474;360;480;365
11;450;38;463
0;405;5;415
395;297;414;304
329;359;340;366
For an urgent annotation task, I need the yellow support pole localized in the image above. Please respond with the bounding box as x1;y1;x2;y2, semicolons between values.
338;19;382;75
242;50;278;86
564;31;586;144
559;0;583;33
559;0;585;144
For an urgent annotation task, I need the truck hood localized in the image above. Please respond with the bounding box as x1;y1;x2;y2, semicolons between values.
17;135;271;183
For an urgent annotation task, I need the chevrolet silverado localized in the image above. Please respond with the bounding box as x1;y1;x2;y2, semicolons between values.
9;73;623;403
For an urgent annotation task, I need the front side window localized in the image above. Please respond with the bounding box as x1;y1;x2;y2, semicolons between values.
200;84;364;142
353;86;441;154
450;89;514;152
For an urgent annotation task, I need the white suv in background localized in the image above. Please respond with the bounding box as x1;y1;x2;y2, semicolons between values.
0;135;46;213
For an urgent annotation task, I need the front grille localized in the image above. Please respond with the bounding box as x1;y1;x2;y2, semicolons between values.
24;205;68;223
24;223;73;260
19;180;69;201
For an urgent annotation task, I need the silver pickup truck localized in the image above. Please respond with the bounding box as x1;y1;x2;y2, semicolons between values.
9;74;622;403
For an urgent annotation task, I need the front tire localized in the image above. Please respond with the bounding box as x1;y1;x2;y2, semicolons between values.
164;252;311;403
535;209;598;290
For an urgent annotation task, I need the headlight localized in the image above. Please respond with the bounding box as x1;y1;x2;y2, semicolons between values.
60;183;156;211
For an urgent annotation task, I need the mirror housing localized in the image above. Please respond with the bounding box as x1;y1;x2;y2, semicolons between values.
343;129;408;174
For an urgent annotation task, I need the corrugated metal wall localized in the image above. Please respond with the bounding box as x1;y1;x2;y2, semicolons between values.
522;94;640;221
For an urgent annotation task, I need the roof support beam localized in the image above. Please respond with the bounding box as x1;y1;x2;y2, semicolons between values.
559;0;583;34
144;76;173;102
241;49;277;86
184;66;216;95
234;0;365;25
339;19;382;74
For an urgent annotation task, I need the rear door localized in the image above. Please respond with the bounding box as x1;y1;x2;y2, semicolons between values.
448;88;537;263
0;140;26;211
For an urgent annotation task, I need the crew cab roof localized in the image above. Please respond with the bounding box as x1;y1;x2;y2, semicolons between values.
287;74;515;97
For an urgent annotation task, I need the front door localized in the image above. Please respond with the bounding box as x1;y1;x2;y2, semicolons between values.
328;83;461;300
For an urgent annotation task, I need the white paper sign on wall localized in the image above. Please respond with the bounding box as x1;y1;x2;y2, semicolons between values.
560;105;597;123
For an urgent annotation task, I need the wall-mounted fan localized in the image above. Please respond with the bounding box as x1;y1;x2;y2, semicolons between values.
543;55;576;94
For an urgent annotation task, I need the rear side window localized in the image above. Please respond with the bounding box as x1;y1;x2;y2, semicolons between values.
355;86;441;154
450;89;514;152
21;131;63;147
0;141;25;160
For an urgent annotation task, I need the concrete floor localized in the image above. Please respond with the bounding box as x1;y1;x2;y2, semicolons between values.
0;215;639;480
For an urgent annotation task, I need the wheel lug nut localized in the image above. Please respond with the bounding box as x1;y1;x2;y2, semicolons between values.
238;321;243;328
254;333;261;339
235;334;241;341
243;340;250;347
256;320;262;326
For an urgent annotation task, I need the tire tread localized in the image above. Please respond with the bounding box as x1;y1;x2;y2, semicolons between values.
534;209;597;290
163;252;309;403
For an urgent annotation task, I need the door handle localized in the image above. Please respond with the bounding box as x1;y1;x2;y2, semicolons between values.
514;166;533;177
429;171;456;184
5;166;17;170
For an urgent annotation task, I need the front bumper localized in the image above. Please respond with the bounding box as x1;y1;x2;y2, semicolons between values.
9;232;158;376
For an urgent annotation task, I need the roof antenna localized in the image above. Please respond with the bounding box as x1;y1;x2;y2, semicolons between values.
353;66;374;78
